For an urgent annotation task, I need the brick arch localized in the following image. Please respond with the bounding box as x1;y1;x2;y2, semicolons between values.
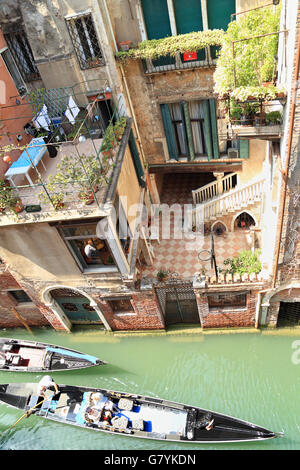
260;284;300;327
42;285;111;331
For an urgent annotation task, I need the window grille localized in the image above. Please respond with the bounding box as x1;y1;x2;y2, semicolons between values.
66;14;105;69
4;31;40;82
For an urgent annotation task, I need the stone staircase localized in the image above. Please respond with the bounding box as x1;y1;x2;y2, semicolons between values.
190;178;265;227
192;172;238;204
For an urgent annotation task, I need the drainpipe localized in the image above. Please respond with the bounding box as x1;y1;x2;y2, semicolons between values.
272;25;300;289
102;0;146;165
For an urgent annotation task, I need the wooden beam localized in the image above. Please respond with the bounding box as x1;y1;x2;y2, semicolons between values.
11;307;33;334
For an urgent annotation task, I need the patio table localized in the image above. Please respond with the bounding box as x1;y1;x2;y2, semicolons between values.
5;137;48;188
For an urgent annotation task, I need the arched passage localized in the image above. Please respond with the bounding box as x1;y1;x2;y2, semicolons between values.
233;211;256;231
42;286;111;331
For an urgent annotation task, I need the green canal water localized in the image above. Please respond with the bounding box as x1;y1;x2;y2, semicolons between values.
0;326;299;450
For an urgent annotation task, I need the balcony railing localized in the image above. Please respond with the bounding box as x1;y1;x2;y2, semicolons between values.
143;46;219;74
0;84;130;226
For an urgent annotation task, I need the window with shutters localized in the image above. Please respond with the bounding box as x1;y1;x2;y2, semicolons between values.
66;13;105;70
4;30;40;83
160;100;220;161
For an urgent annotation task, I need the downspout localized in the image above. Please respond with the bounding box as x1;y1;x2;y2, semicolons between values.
102;0;146;166
272;26;300;289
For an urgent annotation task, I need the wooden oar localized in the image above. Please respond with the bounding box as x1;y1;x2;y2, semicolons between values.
9;394;54;431
0;394;54;449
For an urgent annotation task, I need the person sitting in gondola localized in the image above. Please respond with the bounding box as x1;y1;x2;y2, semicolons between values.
84;406;102;424
101;409;113;424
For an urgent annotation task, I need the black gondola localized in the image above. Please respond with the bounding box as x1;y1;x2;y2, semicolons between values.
0;382;279;444
0;338;105;372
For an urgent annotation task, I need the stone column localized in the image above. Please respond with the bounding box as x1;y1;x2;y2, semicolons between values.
213;172;224;196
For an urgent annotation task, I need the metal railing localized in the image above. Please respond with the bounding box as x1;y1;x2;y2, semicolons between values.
143;47;218;74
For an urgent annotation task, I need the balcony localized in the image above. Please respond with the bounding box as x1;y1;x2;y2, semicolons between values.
142;47;218;74
115;30;224;75
222;94;286;141
0;84;131;226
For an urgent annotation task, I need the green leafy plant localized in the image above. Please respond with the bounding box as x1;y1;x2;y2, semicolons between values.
115;30;225;63
223;250;262;276
214;5;282;96
156;269;169;282
0;178;24;214
265;110;282;125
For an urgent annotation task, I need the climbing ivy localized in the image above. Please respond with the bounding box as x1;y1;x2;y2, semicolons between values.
115;29;225;63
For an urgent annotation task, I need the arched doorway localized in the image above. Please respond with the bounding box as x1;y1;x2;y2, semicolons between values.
277;302;300;327
45;287;107;327
234;212;256;230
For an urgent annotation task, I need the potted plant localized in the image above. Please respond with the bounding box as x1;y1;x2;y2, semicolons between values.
39;175;66;210
157;269;169;282
119;41;132;52
265;111;282;126
0;178;24;214
230;101;243;125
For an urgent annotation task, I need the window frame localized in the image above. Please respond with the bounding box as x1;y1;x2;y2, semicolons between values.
57;220;118;274
207;292;248;311
108;297;136;315
65;12;105;70
6;289;33;304
0;46;28;96
3;30;40;83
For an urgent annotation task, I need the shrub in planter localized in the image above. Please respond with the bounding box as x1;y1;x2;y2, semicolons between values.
265;111;282;125
157;269;169;282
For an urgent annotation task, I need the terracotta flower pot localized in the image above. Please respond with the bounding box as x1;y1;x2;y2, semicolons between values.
119;41;132;51
13;200;24;213
79;191;95;205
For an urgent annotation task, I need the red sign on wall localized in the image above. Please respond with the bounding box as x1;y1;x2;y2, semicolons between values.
183;51;197;61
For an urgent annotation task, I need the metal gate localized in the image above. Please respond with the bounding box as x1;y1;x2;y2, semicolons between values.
277;302;300;327
155;281;200;326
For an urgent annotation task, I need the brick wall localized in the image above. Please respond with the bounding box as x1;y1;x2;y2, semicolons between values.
95;291;165;331
0;266;50;328
120;61;216;165
194;289;257;328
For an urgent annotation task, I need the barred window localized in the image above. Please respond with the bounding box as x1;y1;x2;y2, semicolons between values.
4;31;40;82
66;14;105;70
208;292;247;310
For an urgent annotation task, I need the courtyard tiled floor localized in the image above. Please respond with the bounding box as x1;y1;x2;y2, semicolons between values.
141;173;253;281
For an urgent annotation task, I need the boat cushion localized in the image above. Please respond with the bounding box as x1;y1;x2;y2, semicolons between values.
132;418;144;430
111;415;128;429
118;398;133;411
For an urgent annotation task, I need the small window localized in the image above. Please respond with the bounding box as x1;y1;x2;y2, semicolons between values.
58;220;116;271
208;292;247;310
4;30;40;82
66;13;105;69
8;290;32;303
1;48;27;96
109;298;134;314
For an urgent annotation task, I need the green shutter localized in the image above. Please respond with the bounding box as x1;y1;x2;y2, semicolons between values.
202;100;213;160
209;99;220;159
128;131;145;186
173;0;203;34
183;102;195;161
141;0;171;39
238;140;250;159
160;104;178;160
207;0;235;30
